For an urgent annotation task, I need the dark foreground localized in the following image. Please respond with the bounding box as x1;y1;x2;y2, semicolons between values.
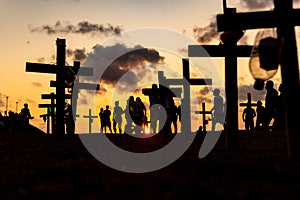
0;127;300;200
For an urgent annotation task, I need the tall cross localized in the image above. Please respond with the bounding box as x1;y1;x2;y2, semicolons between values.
195;102;212;133
157;58;212;133
26;38;99;137
217;0;300;160
83;109;98;134
189;43;252;151
39;92;72;134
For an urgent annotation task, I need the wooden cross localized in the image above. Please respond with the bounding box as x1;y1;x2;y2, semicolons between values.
26;38;99;137
195;102;212;133
39;92;72;134
217;0;300;160
239;93;258;109
146;58;212;133
83;109;98;134
189;35;252;151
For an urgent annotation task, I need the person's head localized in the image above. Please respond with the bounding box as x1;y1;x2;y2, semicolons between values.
106;105;109;109
265;80;274;90
136;97;141;102
100;108;103;111
115;101;119;106
24;103;28;108
152;84;158;90
257;100;262;106
129;96;134;102
212;88;220;96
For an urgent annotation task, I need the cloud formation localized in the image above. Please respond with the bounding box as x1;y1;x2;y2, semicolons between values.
239;0;273;10
67;48;87;62
29;20;123;36
82;43;165;95
193;19;219;44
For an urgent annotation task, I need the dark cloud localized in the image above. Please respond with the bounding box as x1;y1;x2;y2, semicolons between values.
238;84;266;103
82;43;164;94
67;48;87;62
193;18;219;44
239;0;273;10
29;20;123;36
31;82;43;87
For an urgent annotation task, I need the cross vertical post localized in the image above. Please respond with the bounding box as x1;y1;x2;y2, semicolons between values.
217;0;300;160
275;0;300;160
56;38;66;137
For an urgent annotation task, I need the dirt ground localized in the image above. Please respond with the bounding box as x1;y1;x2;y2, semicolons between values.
0;127;300;200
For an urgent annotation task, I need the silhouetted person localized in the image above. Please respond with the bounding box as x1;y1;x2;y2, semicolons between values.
256;100;267;130
20;103;33;132
273;83;286;130
148;84;162;134
103;105;113;134
113;101;124;134
99;108;104;133
132;97;147;134
64;102;75;134
124;96;135;134
242;105;256;132
177;104;181;123
112;118;117;134
166;98;178;134
264;80;279;130
196;126;204;134
211;88;225;131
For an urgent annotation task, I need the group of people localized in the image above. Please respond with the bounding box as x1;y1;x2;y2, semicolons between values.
98;97;147;134
203;80;286;133
98;90;182;135
242;80;285;132
0;103;34;132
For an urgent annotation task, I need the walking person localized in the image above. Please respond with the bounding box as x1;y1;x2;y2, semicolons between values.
113;101;124;134
211;88;225;131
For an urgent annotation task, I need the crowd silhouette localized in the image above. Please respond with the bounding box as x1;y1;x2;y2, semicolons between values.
241;80;285;132
0;81;286;135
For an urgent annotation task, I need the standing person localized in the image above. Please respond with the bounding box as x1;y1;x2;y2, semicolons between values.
99;108;104;133
103;105;113;134
124;96;135;134
211;88;225;131
64;102;75;134
256;100;267;130
264;80;279;130
177;104;181;123
242;105;256;132
133;97;147;134
149;84;161;134
113;101;124;134
20;103;33;132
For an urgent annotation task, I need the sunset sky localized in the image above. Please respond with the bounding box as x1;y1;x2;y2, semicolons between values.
1;0;300;133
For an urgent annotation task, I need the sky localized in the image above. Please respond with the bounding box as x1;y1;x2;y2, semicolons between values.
1;0;300;133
